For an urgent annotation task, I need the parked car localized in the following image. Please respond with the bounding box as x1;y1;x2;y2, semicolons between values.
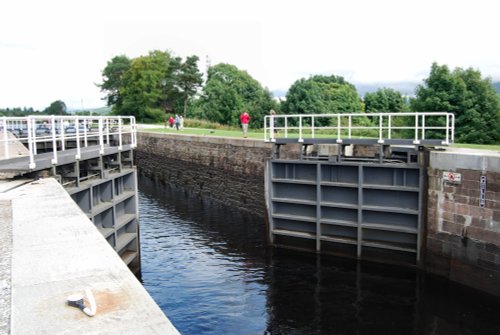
35;125;51;135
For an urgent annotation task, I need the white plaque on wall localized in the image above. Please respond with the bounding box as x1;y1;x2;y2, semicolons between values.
442;171;462;184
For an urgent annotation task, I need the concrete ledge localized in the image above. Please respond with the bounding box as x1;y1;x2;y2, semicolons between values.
1;178;179;334
430;148;500;172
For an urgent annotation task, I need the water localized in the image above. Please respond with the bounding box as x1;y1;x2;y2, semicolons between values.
138;175;500;335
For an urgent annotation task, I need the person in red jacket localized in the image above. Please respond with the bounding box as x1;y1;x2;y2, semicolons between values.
240;111;250;138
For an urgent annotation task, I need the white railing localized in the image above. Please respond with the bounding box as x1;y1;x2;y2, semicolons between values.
264;112;455;145
0;115;137;169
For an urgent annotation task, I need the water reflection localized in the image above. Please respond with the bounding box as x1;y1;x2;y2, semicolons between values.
138;175;500;335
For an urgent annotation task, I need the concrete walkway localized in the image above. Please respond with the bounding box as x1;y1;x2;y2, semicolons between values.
0;178;179;334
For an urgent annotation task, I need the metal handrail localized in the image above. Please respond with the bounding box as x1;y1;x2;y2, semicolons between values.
0;115;136;169
264;112;455;145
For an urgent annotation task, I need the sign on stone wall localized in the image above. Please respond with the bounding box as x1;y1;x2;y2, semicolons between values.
443;171;462;184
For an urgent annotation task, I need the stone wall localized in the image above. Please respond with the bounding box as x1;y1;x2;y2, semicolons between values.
136;132;299;217
426;149;500;296
136;132;500;296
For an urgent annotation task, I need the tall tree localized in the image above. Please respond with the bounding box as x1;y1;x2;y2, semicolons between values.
99;55;131;110
364;88;406;113
412;63;500;144
44;100;67;115
177;55;203;115
118;50;171;121
198;63;276;127
282;75;363;115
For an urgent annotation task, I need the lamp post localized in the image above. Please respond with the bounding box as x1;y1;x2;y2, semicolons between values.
161;79;167;129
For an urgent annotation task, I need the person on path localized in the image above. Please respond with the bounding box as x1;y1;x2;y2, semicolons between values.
240;111;250;138
175;115;180;130
168;116;174;128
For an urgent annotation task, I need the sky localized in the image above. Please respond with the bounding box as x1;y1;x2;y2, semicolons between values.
1;0;499;110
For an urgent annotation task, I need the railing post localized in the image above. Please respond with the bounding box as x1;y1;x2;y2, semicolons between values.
285;117;288;138
378;114;384;143
388;115;392;139
451;113;455;143
99;116;104;154
311;116;315;139
445;113;450;144
298;116;303;142
118;117;123;150
348;115;352;139
83;118;88;147
75;116;81;160
60;118;66;151
26;116;35;169
106;118;110;145
414;113;420;144
336;114;341;143
51;115;57;164
131;116;137;148
271;115;277;142
2;117;9;159
31;117;38;155
421;114;426;140
264;116;268;142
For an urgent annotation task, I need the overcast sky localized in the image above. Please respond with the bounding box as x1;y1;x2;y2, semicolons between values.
1;0;499;110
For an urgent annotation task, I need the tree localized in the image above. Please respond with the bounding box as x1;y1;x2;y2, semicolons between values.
197;63;276;128
282;75;363;115
364;88;406;113
118;50;171;121
177;55;203;115
99;55;131;110
411;63;500;144
44;100;67;115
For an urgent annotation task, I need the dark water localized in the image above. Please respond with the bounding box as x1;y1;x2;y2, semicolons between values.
138;175;500;335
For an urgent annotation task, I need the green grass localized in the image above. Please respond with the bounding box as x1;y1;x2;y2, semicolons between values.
451;143;500;151
146;126;265;139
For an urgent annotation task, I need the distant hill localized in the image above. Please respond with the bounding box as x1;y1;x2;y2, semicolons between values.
493;82;500;94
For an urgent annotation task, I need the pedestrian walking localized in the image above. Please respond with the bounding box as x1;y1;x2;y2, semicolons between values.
240;111;250;138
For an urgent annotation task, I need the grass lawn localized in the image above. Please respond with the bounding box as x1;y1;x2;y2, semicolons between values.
141;124;500;151
450;143;500;151
145;126;266;139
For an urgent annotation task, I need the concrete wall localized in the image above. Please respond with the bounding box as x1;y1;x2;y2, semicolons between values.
136;132;299;217
426;149;500;297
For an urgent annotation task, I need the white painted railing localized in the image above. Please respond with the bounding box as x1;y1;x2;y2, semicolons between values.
0;115;136;169
264;112;455;145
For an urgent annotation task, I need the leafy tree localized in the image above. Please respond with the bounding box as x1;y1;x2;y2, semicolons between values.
412;63;500;144
119;50;171;121
99;55;131;109
100;51;204;122
177;55;203;115
197;63;276;128
162;55;182;114
281;75;364;128
44;100;67;115
282;75;363;115
364;88;406;112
